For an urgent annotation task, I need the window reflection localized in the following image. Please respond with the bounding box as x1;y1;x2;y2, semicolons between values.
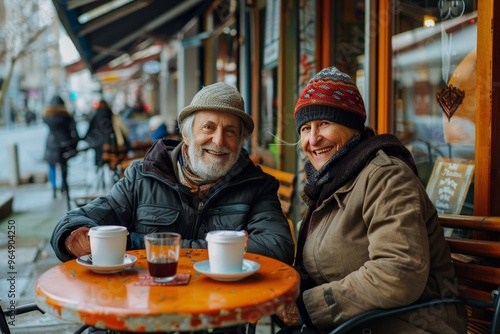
392;0;477;214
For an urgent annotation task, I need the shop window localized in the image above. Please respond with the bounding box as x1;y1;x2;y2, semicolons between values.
259;68;278;151
392;0;478;214
330;1;365;83
256;0;281;166
215;23;239;86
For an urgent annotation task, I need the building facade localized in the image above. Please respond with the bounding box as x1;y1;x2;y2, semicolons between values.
51;0;499;218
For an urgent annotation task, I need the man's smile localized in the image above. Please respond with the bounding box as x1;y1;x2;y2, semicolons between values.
204;149;227;156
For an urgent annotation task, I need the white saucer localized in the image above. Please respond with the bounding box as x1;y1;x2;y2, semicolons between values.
76;254;137;274
193;259;260;282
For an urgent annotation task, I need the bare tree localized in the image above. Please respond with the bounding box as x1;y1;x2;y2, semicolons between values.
0;0;55;113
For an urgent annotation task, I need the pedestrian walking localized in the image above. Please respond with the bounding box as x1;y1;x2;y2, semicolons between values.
42;95;80;198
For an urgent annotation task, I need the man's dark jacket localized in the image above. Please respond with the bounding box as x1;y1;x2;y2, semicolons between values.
51;139;295;265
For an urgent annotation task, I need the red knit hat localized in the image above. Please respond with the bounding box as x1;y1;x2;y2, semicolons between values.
294;66;366;133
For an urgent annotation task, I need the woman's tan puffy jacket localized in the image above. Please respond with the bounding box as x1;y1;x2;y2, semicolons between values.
299;150;467;333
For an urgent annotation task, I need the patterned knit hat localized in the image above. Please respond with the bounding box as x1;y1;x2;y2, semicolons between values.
179;82;254;135
294;66;366;133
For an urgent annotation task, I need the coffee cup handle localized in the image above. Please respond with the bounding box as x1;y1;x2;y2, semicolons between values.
241;230;248;255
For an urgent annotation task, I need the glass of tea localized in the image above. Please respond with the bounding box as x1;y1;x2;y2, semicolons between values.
144;232;181;282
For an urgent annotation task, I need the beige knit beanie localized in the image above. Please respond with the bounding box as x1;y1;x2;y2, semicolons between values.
178;82;254;135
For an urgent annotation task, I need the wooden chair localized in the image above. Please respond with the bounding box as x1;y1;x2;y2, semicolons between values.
249;154;262;164
257;164;297;219
102;140;154;179
101;143;129;182
330;213;500;334
116;140;155;175
129;139;155;156
253;164;297;255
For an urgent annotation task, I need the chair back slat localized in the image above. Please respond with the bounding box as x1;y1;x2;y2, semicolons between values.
453;262;500;286
438;213;500;334
446;238;500;258
257;164;296;219
439;214;500;232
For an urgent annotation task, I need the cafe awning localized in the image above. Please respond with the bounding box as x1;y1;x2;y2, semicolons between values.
52;0;218;74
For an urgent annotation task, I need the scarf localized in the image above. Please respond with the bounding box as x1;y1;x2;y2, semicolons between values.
303;128;417;207
178;143;223;198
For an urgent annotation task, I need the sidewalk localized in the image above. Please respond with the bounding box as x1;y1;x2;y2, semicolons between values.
0;182;89;333
0;146;108;333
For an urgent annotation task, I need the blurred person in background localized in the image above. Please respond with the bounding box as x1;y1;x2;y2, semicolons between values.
148;115;169;140
84;99;130;167
42;95;80;199
25;108;37;126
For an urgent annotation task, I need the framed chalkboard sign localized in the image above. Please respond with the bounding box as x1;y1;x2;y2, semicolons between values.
425;158;475;215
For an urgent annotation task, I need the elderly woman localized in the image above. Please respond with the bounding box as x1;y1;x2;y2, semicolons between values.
276;67;467;333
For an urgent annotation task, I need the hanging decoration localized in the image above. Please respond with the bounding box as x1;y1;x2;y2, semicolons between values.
437;0;466;121
436;85;465;121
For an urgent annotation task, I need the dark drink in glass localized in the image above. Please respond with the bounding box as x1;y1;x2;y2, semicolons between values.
144;232;181;283
148;259;178;279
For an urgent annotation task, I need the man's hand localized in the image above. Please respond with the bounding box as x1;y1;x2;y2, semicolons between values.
65;226;91;257
276;302;301;326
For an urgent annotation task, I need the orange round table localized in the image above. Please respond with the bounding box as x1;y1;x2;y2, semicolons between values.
35;248;300;332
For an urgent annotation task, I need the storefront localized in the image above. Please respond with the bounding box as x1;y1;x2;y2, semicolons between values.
52;0;500;217
246;0;498;217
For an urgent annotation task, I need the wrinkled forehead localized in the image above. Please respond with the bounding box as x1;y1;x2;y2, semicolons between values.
193;110;242;130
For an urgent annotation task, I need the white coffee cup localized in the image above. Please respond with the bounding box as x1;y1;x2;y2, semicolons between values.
88;226;129;266
206;230;248;273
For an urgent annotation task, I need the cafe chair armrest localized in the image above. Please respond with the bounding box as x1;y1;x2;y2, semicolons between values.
10;303;43;315
1;303;43;334
73;324;90;334
330;294;500;334
2;302;90;334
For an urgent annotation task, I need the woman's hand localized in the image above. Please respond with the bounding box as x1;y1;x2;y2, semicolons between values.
65;226;91;257
276;302;301;326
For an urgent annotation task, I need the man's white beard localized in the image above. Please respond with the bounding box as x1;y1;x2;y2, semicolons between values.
187;143;240;181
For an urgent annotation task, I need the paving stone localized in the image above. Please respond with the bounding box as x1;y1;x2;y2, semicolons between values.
9;312;85;334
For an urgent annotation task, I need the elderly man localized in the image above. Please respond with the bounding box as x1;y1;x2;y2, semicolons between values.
51;82;294;266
